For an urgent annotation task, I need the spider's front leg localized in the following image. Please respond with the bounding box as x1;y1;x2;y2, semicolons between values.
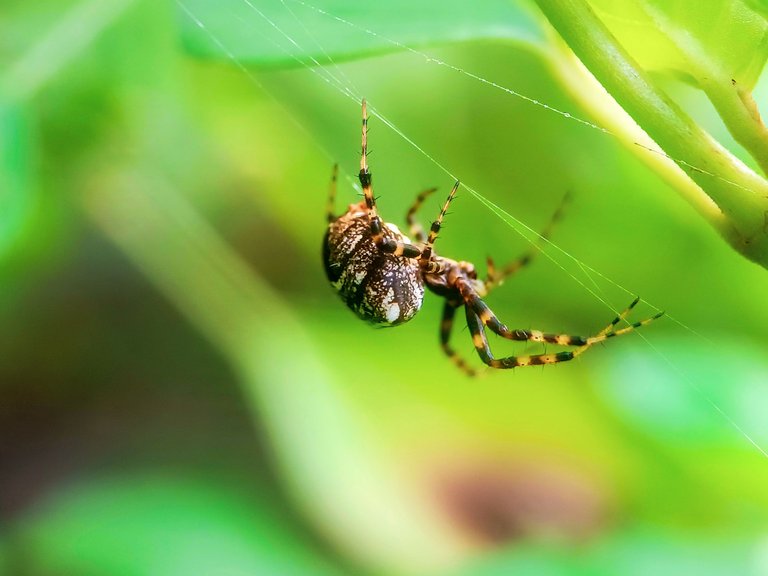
455;277;663;368
465;306;575;368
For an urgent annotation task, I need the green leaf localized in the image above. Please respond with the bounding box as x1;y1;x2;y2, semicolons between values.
10;474;346;576
178;0;543;67
588;0;768;89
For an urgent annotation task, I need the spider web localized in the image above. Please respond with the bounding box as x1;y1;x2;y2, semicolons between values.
177;0;768;460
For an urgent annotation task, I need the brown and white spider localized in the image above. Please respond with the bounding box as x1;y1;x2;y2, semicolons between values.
323;99;663;375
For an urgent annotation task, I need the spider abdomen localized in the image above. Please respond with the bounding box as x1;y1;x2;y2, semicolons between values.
324;204;425;325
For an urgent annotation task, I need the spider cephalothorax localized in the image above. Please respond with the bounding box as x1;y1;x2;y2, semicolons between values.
323;99;663;375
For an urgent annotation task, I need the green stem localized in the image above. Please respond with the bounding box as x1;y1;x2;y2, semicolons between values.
634;1;768;176
533;0;768;268
543;43;727;232
703;79;768;176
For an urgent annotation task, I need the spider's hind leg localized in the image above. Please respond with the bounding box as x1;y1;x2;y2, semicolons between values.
439;302;477;377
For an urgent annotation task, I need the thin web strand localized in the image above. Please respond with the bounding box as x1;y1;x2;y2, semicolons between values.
178;0;363;193
278;0;362;97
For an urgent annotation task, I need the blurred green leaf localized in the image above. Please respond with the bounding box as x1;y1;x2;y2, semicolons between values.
453;530;765;576
0;102;40;266
589;0;768;89
11;474;346;576
179;0;543;66
600;338;768;446
0;104;30;256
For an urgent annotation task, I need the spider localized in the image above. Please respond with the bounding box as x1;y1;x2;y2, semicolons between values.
323;99;663;375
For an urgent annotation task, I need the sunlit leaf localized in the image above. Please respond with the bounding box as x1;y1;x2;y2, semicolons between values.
178;0;543;67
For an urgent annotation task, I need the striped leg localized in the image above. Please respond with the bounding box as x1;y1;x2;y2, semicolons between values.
376;176;458;269
465;307;574;368
405;187;438;242
360;99;435;261
420;180;460;263
572;299;664;358
359;99;389;245
327;163;338;223
457;277;662;349
486;191;571;293
440;302;477;377
359;99;376;216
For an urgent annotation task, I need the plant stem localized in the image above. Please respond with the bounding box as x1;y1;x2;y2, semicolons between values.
702;79;768;176
634;1;768;176
533;0;768;268
543;44;726;231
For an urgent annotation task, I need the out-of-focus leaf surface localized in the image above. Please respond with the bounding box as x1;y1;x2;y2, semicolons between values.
603;338;768;447
0;104;36;264
747;0;768;19
589;0;768;89
8;475;346;576
452;530;766;576
179;0;543;66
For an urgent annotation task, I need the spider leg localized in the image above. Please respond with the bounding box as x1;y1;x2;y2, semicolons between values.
360;99;433;261
440;301;477;377
420;180;460;263
359;99;377;215
387;180;460;274
465;307;574;368
405;187;438;242
359;99;389;245
573;299;664;357
357;99;456;268
457;277;662;349
486;191;571;293
327;163;339;223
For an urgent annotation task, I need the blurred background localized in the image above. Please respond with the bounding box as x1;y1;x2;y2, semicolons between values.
2;0;768;574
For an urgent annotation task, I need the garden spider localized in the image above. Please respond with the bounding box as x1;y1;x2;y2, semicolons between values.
323;99;663;375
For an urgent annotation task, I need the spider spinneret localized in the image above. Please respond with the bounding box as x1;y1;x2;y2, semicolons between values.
323;99;663;375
